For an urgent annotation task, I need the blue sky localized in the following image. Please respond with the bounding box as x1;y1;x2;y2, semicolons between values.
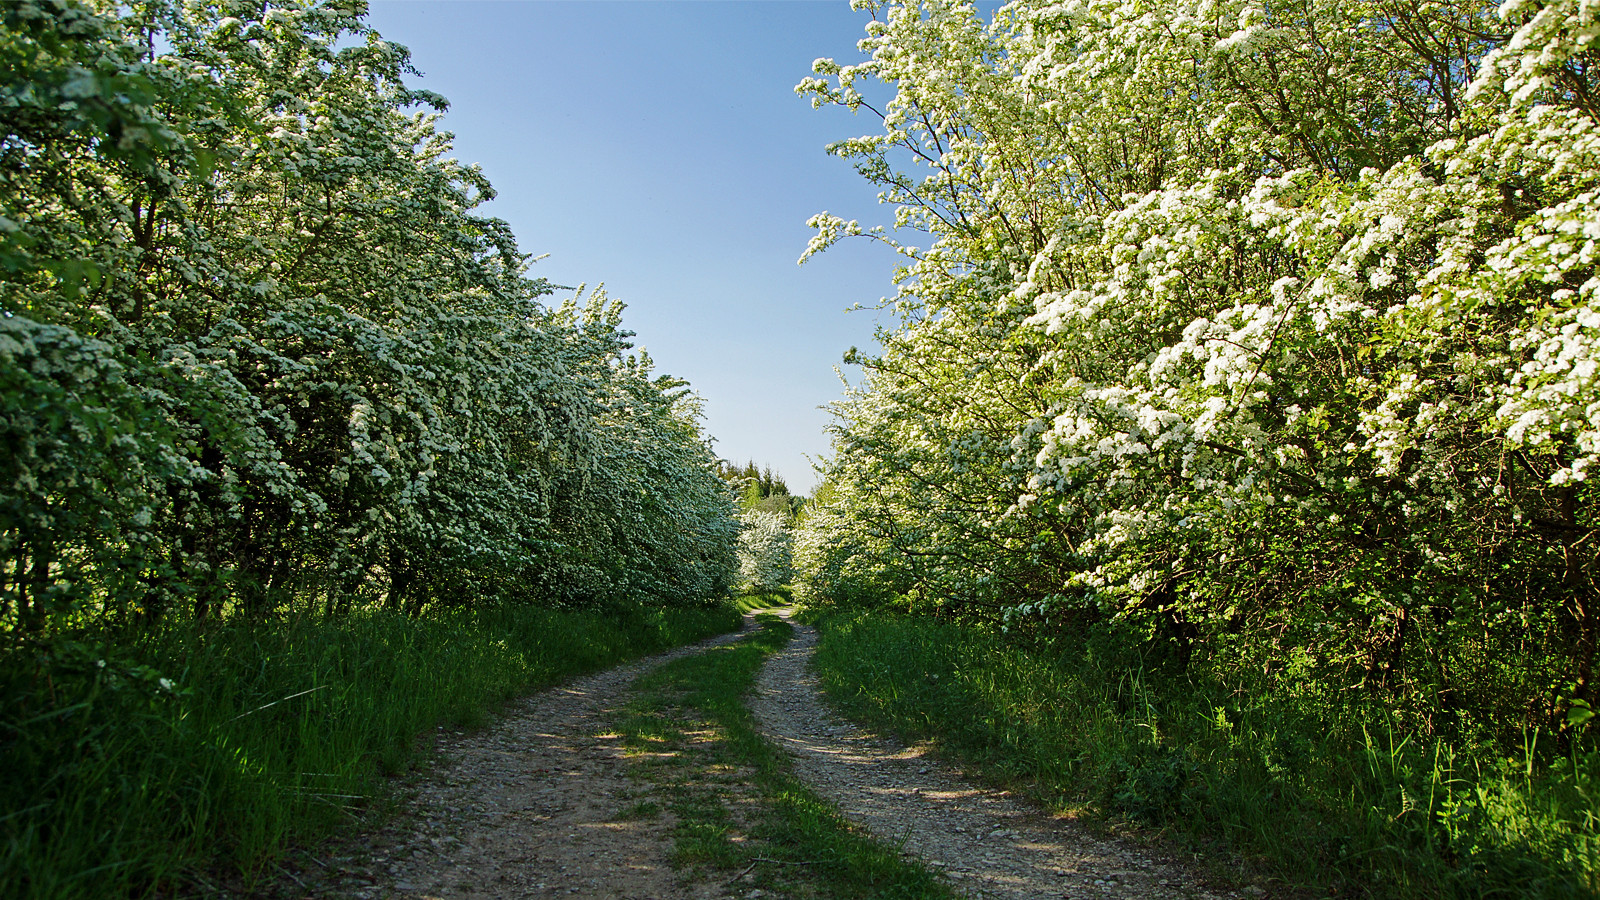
362;0;901;493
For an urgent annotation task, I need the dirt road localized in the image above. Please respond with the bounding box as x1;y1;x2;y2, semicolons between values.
268;611;1232;900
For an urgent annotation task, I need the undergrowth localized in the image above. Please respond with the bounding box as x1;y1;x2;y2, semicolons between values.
614;614;954;899
0;601;742;899
807;610;1600;899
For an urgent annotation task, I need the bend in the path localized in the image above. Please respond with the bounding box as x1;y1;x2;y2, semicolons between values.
749;609;1240;900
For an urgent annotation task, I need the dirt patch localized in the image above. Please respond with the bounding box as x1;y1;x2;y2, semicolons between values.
748;610;1244;900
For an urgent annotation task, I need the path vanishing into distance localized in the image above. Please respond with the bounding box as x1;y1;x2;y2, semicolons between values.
264;611;1247;900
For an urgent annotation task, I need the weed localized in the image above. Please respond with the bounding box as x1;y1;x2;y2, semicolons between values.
619;799;662;820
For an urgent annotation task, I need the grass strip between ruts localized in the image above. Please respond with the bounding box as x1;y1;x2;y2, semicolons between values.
613;613;957;899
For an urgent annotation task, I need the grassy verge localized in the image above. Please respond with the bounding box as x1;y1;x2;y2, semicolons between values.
612;614;954;899
807;610;1600;899
1;601;742;900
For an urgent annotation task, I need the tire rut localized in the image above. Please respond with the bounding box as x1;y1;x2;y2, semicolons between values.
748;609;1244;900
264;622;755;900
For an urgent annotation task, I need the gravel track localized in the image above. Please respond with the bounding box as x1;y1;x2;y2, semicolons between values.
266;609;1245;900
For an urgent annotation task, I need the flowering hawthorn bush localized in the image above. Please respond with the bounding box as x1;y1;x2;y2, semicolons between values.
796;0;1600;731
737;509;795;594
0;0;737;633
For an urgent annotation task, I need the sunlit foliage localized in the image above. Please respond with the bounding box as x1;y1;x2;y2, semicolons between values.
797;0;1600;735
0;0;738;632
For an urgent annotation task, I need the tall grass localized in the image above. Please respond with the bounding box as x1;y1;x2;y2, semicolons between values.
0;601;742;899
809;611;1600;899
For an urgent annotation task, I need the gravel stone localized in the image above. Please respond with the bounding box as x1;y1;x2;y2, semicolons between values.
259;610;1248;900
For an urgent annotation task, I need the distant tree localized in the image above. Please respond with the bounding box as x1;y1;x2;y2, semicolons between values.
721;459;805;521
737;510;793;594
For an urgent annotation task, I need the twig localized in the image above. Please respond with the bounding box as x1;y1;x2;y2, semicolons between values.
725;857;816;885
279;863;309;891
726;860;762;885
754;857;815;865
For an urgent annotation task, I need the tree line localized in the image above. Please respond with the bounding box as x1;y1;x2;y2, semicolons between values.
1;0;740;637
794;0;1600;739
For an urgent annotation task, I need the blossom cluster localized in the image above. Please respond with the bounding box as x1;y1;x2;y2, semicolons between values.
1;0;738;629
795;0;1600;721
736;509;795;594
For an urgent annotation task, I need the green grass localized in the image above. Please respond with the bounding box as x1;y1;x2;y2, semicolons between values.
807;610;1600;899
733;590;793;613
613;614;956;899
0;600;742;900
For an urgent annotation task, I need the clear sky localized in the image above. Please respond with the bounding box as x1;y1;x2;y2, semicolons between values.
361;0;900;494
